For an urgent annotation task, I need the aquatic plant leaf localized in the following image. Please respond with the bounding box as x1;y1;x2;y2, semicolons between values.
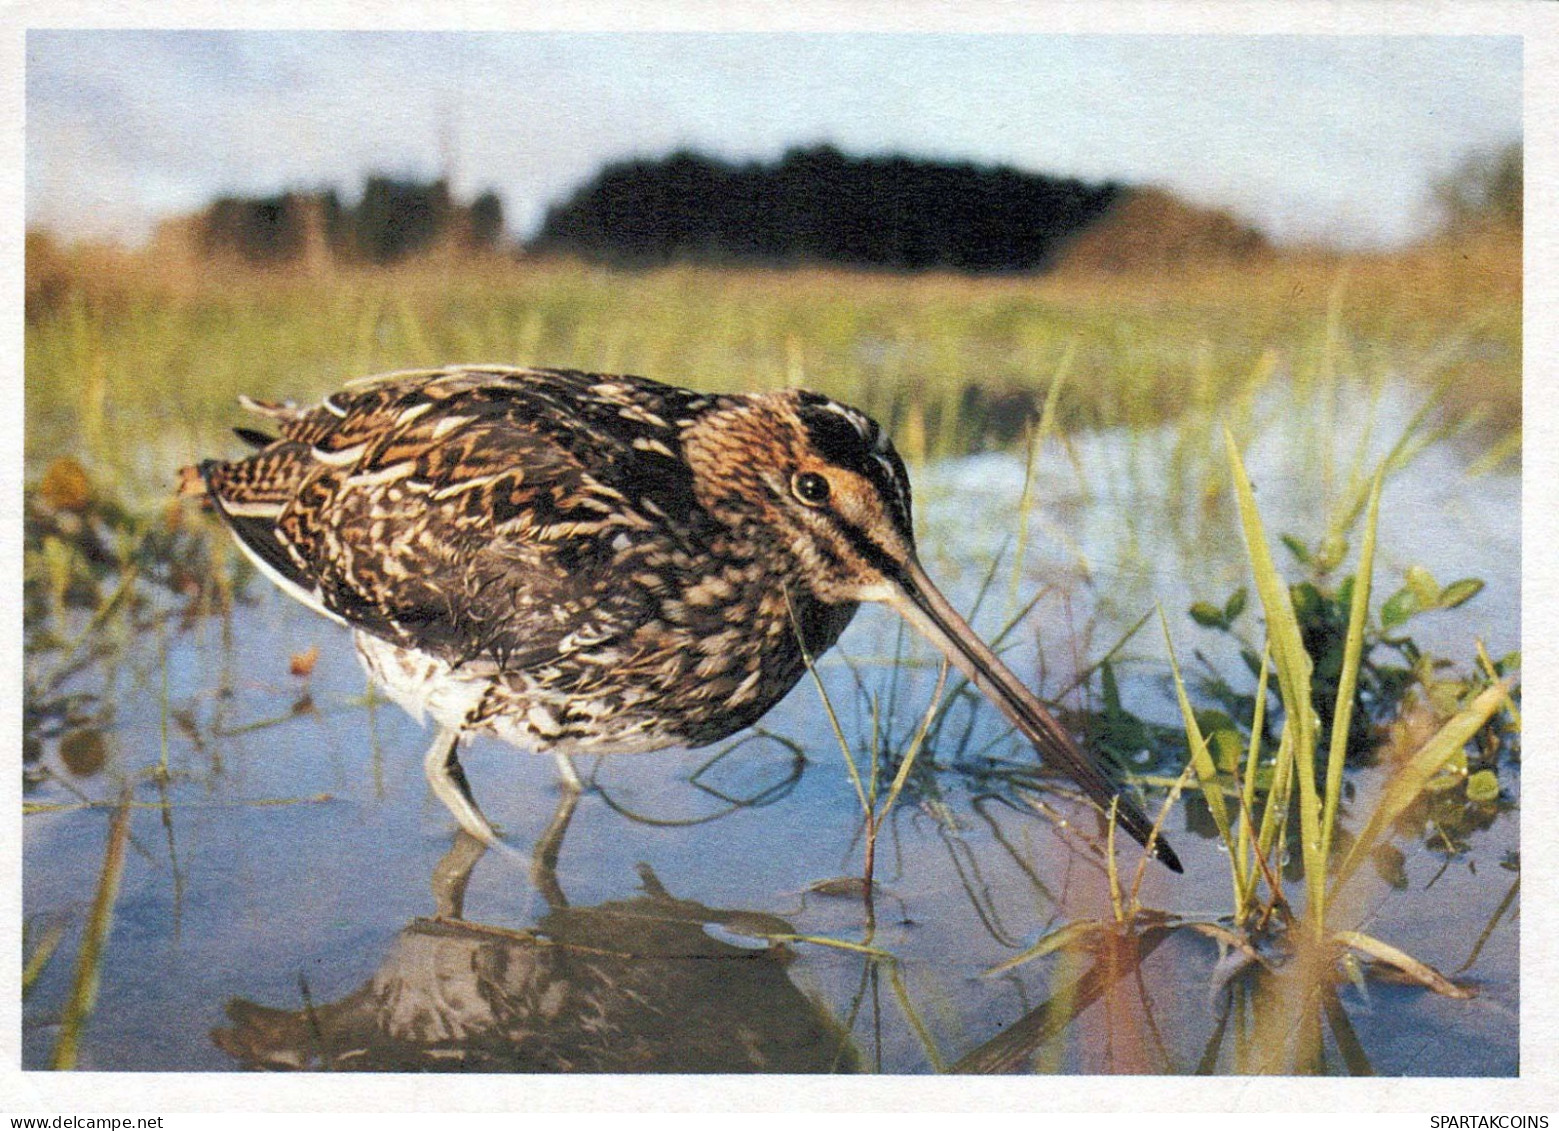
1239;647;1265;679
1313;533;1348;574
1380;588;1419;629
1405;566;1441;608
1190;601;1227;629
1437;578;1485;610
1370;844;1408;890
1465;769;1500;803
806;876;874;898
58;729;108;777
1100;659;1123;714
1289;581;1323;623
1333;680;1511;892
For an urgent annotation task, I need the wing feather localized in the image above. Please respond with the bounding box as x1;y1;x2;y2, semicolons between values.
199;366;723;670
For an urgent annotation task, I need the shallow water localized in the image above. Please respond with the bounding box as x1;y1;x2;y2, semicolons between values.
22;386;1519;1074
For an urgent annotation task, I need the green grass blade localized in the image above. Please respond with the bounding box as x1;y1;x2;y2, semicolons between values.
1158;605;1241;904
788;588;869;814
22;920;67;998
878;662;950;823
771;933;896;959
1323;386;1441;544
52;791;133;1070
1334;929;1472;999
1009;346;1071;610
1320;469;1382;870
886;959;948;1073
985;919;1108;976
1255;702;1296;885
1224;426;1322;923
1055;605;1155;701
1235;645;1273;916
1466;430;1521;477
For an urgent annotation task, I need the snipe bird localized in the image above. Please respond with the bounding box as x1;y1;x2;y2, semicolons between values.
185;365;1180;872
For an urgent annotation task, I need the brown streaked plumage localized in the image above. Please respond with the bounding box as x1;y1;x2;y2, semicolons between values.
185;364;1180;872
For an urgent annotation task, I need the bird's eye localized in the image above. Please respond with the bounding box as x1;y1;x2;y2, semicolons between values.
792;471;831;506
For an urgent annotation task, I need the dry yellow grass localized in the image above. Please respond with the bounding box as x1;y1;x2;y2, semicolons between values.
24;227;1519;497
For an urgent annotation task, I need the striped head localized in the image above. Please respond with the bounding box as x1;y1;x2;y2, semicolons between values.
684;386;1182;872
683;389;915;606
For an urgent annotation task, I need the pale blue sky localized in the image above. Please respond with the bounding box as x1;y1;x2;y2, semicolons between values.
25;30;1521;248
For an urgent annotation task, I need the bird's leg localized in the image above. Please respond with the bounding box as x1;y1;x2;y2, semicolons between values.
430;831;489;920
531;788;579;910
423;726;499;844
552;750;584;792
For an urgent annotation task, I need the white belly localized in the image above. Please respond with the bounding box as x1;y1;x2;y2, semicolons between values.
351;630;684;756
354;632;491;734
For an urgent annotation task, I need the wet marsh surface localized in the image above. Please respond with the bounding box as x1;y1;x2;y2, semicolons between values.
22;382;1519;1075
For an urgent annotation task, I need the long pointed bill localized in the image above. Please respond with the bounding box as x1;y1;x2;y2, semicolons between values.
885;557;1182;873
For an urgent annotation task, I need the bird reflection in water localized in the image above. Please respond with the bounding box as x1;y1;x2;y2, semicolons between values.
212;792;858;1073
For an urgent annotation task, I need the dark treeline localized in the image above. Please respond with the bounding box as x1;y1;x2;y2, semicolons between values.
184;144;1291;273
527;146;1123;273
199;177;505;265
1433;140;1522;235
